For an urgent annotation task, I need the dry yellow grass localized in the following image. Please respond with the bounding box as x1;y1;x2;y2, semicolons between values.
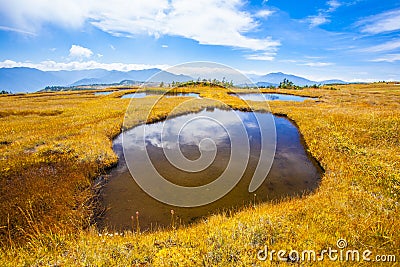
0;83;399;266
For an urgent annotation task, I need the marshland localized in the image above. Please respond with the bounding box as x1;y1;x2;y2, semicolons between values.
0;83;399;266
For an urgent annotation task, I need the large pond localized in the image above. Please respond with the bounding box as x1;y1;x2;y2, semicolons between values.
235;93;317;102
121;92;200;99
98;108;322;231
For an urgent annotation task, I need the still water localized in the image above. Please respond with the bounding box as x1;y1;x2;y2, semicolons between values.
121;92;200;99
94;91;114;95
98;108;321;231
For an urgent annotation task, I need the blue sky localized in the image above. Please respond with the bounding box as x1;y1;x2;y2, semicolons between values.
0;0;400;82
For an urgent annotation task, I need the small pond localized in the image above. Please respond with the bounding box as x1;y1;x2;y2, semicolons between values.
98;108;322;231
235;93;317;102
121;92;200;99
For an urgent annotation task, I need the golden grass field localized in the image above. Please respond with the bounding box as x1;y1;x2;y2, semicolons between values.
0;83;399;266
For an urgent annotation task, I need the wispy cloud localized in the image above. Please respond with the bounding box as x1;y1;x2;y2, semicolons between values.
306;0;342;28
358;40;400;53
370;54;400;63
279;59;301;63
0;59;170;71
245;52;277;61
356;8;400;34
301;62;334;67
327;0;341;12
280;57;333;67
254;9;274;18
308;14;330;27
0;25;36;36
305;0;341;27
304;56;325;60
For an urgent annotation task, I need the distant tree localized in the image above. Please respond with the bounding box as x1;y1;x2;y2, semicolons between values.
0;90;11;94
279;78;294;89
159;82;164;88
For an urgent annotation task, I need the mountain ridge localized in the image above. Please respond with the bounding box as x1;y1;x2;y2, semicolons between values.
249;72;347;87
0;67;348;93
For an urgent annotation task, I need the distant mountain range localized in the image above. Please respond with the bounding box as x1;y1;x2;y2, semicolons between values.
0;67;193;93
248;72;347;87
0;67;348;93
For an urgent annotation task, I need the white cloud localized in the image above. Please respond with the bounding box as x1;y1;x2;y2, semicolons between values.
69;45;93;59
0;59;170;71
278;57;333;67
245;52;276;61
370;54;400;63
308;13;330;27
305;0;341;27
301;62;334;67
255;9;274;18
0;0;89;31
357;9;400;34
0;0;280;55
279;59;300;63
358;40;400;53
304;55;325;60
327;0;341;12
161;45;168;48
